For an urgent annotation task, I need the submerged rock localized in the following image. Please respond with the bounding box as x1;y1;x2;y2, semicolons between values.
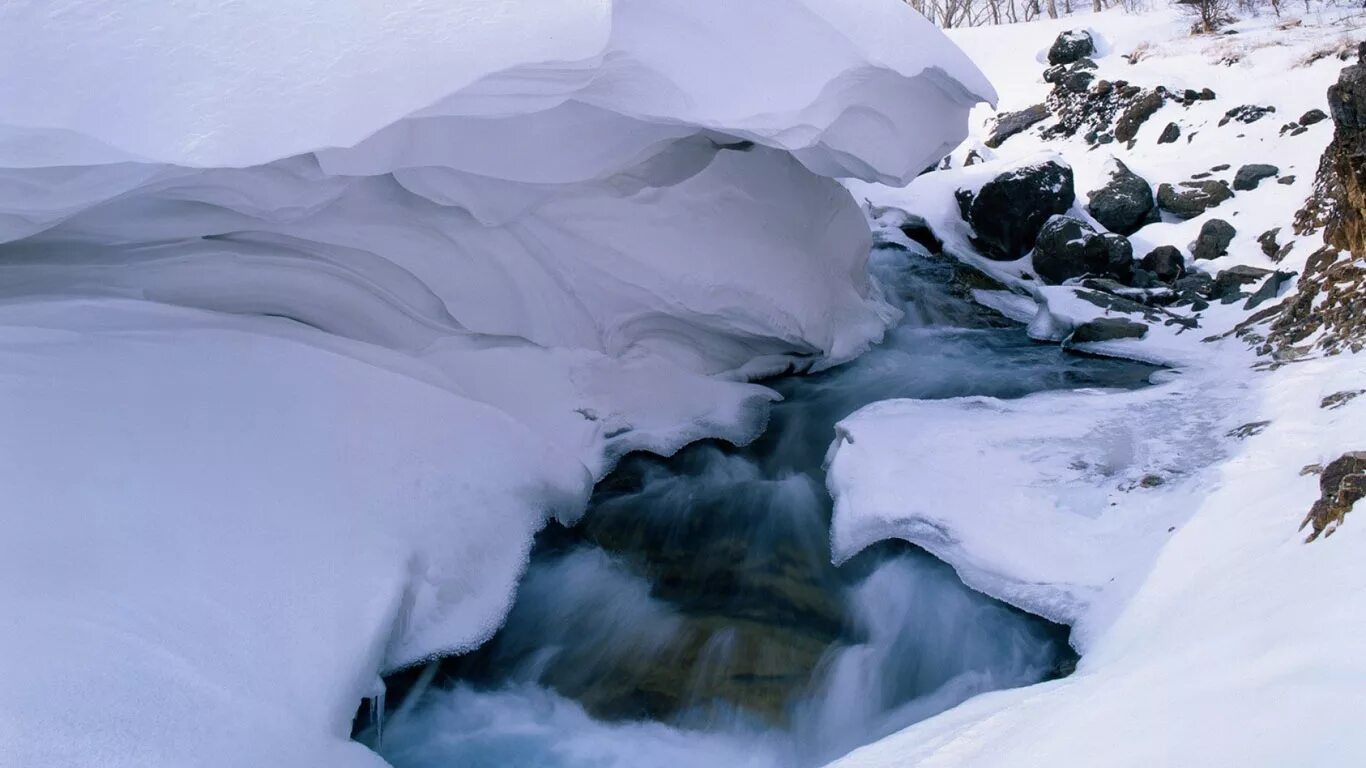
965;160;1075;261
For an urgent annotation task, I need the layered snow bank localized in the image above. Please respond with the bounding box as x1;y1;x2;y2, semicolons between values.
0;1;992;767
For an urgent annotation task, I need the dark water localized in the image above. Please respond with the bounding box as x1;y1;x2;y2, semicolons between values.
360;247;1158;768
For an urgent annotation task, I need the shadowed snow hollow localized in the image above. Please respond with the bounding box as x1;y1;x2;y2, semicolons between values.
0;2;991;767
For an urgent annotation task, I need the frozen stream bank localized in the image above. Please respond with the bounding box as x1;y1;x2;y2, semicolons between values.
363;245;1160;768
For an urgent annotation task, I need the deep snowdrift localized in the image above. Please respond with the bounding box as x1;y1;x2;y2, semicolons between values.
0;2;991;766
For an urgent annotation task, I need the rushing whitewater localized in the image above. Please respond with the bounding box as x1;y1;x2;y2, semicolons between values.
0;1;992;767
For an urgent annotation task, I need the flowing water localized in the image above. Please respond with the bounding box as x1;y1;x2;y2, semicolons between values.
360;246;1159;767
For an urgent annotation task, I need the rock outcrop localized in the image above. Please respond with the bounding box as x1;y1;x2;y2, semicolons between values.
963;161;1075;261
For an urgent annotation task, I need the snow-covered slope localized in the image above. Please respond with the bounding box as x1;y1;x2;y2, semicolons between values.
0;2;992;767
828;5;1366;767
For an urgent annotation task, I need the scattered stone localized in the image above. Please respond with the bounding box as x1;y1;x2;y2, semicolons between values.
1233;163;1280;191
1031;215;1110;284
985;104;1050;148
1257;228;1282;259
1191;219;1237;260
1278;175;1296;185
1321;390;1366;410
1140;474;1166;488
964;161;1075;261
1140;245;1186;282
1302;464;1324;476
1244;270;1296;310
1211;164;1231;172
1048;30;1095;66
1172;272;1214;309
1226;420;1271;439
1299;108;1328;126
1115;90;1165;144
1300;451;1366;542
1157;122;1181;144
1209;265;1272;303
1086;159;1158;235
1190;171;1212;179
1200;88;1217;100
964;149;984;166
1068;317;1149;344
1156;180;1233;218
1218;104;1276;126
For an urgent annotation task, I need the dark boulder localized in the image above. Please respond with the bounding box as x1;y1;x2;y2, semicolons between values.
1048;30;1095;66
1086;159;1157;235
1068;317;1149;343
1031;215;1109;284
1233;163;1280;191
1139;245;1186;282
1299;108;1328;126
1209;265;1272;303
1191;218;1237;260
985;104;1050;148
964;160;1075;261
1156;180;1233;218
1157;122;1181;144
1062;69;1095;94
1099;233;1135;283
1115;90;1165;143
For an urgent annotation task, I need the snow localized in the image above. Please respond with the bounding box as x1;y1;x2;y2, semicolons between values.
828;4;1366;767
0;1;994;767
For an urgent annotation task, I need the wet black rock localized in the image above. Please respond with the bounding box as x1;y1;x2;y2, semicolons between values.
1299;108;1328;126
1068;317;1149;343
1031;215;1111;284
1157;122;1181;144
1115;90;1165;144
1086;159;1157;235
1191;218;1236;260
1140;245;1186;282
986;104;1050;148
1156;180;1234;218
1048;30;1095;66
963;160;1075;261
1219;104;1276;126
1233;163;1280;191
